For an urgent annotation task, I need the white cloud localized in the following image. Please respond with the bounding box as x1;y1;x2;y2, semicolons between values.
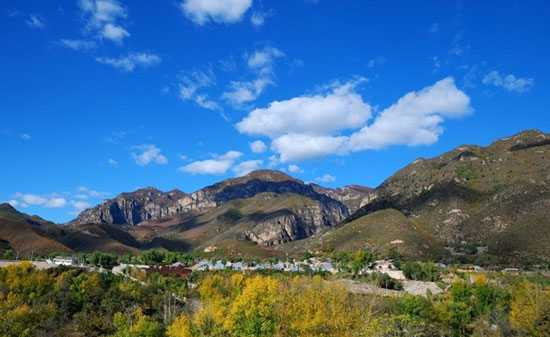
222;47;283;106
79;0;129;43
131;144;168;166
237;77;370;139
271;134;348;162
429;23;439;34
180;150;242;175
288;164;303;174
238;77;472;162
181;159;232;175
95;52;161;71
101;23;129;43
217;150;243;160
20;133;31;140
108;158;118;166
348;77;471;151
482;71;534;93
222;78;273;105
178;69;220;110
7;199;28;208
73;187;110;199
367;56;386;68
88;190;110;198
181;0;252;25
316;174;336;182
45;198;68;208
71;200;91;211
249;140;267;153
60;39;96;51
247;47;284;75
232;160;263;176
26;14;45;29
13;193;67;208
250;11;265;27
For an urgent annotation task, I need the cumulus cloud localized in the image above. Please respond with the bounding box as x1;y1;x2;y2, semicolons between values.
20;133;31;140
181;0;252;25
179;69;220;110
79;0;129;43
249;140;267;153
26;14;45;29
237;77;472;162
108;158;118;166
232;159;263;176
131;144;168;166
237;77;370;139
316;174;336;182
60;39;96;51
180;150;243;175
482;71;534;93
222;47;283;107
95;52;161;71
348;77;471;151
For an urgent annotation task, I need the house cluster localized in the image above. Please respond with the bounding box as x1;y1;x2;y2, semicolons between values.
191;257;338;273
189;258;406;279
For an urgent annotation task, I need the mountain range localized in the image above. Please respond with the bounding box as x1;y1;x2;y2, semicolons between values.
2;129;550;263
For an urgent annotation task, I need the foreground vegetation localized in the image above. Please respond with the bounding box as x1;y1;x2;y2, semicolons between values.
1;261;550;337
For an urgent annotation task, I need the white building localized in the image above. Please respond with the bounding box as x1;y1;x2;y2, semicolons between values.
52;257;74;266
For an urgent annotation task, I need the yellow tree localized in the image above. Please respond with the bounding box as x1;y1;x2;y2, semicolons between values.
509;280;550;337
224;275;282;337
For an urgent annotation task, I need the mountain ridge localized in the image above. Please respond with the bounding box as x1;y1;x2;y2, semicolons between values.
2;129;550;262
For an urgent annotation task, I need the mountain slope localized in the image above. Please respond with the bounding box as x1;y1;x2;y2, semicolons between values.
0;203;72;256
348;129;550;261
70;170;355;248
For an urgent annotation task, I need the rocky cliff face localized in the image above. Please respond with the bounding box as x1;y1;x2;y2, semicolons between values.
310;183;375;213
71;188;189;225
71;171;350;232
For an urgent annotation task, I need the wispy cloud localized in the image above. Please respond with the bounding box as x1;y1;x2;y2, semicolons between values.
482;70;534;93
79;0;129;44
367;56;386;68
20;133;31;141
95;52;161;71
250;11;266;27
181;0;252;25
60;39;96;51
316;174;335;182
178;69;220;110
26;14;45;29
222;46;284;107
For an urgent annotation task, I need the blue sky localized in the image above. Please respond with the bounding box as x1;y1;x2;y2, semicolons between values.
1;0;548;223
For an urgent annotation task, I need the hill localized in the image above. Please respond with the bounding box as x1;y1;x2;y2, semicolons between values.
348;129;550;262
